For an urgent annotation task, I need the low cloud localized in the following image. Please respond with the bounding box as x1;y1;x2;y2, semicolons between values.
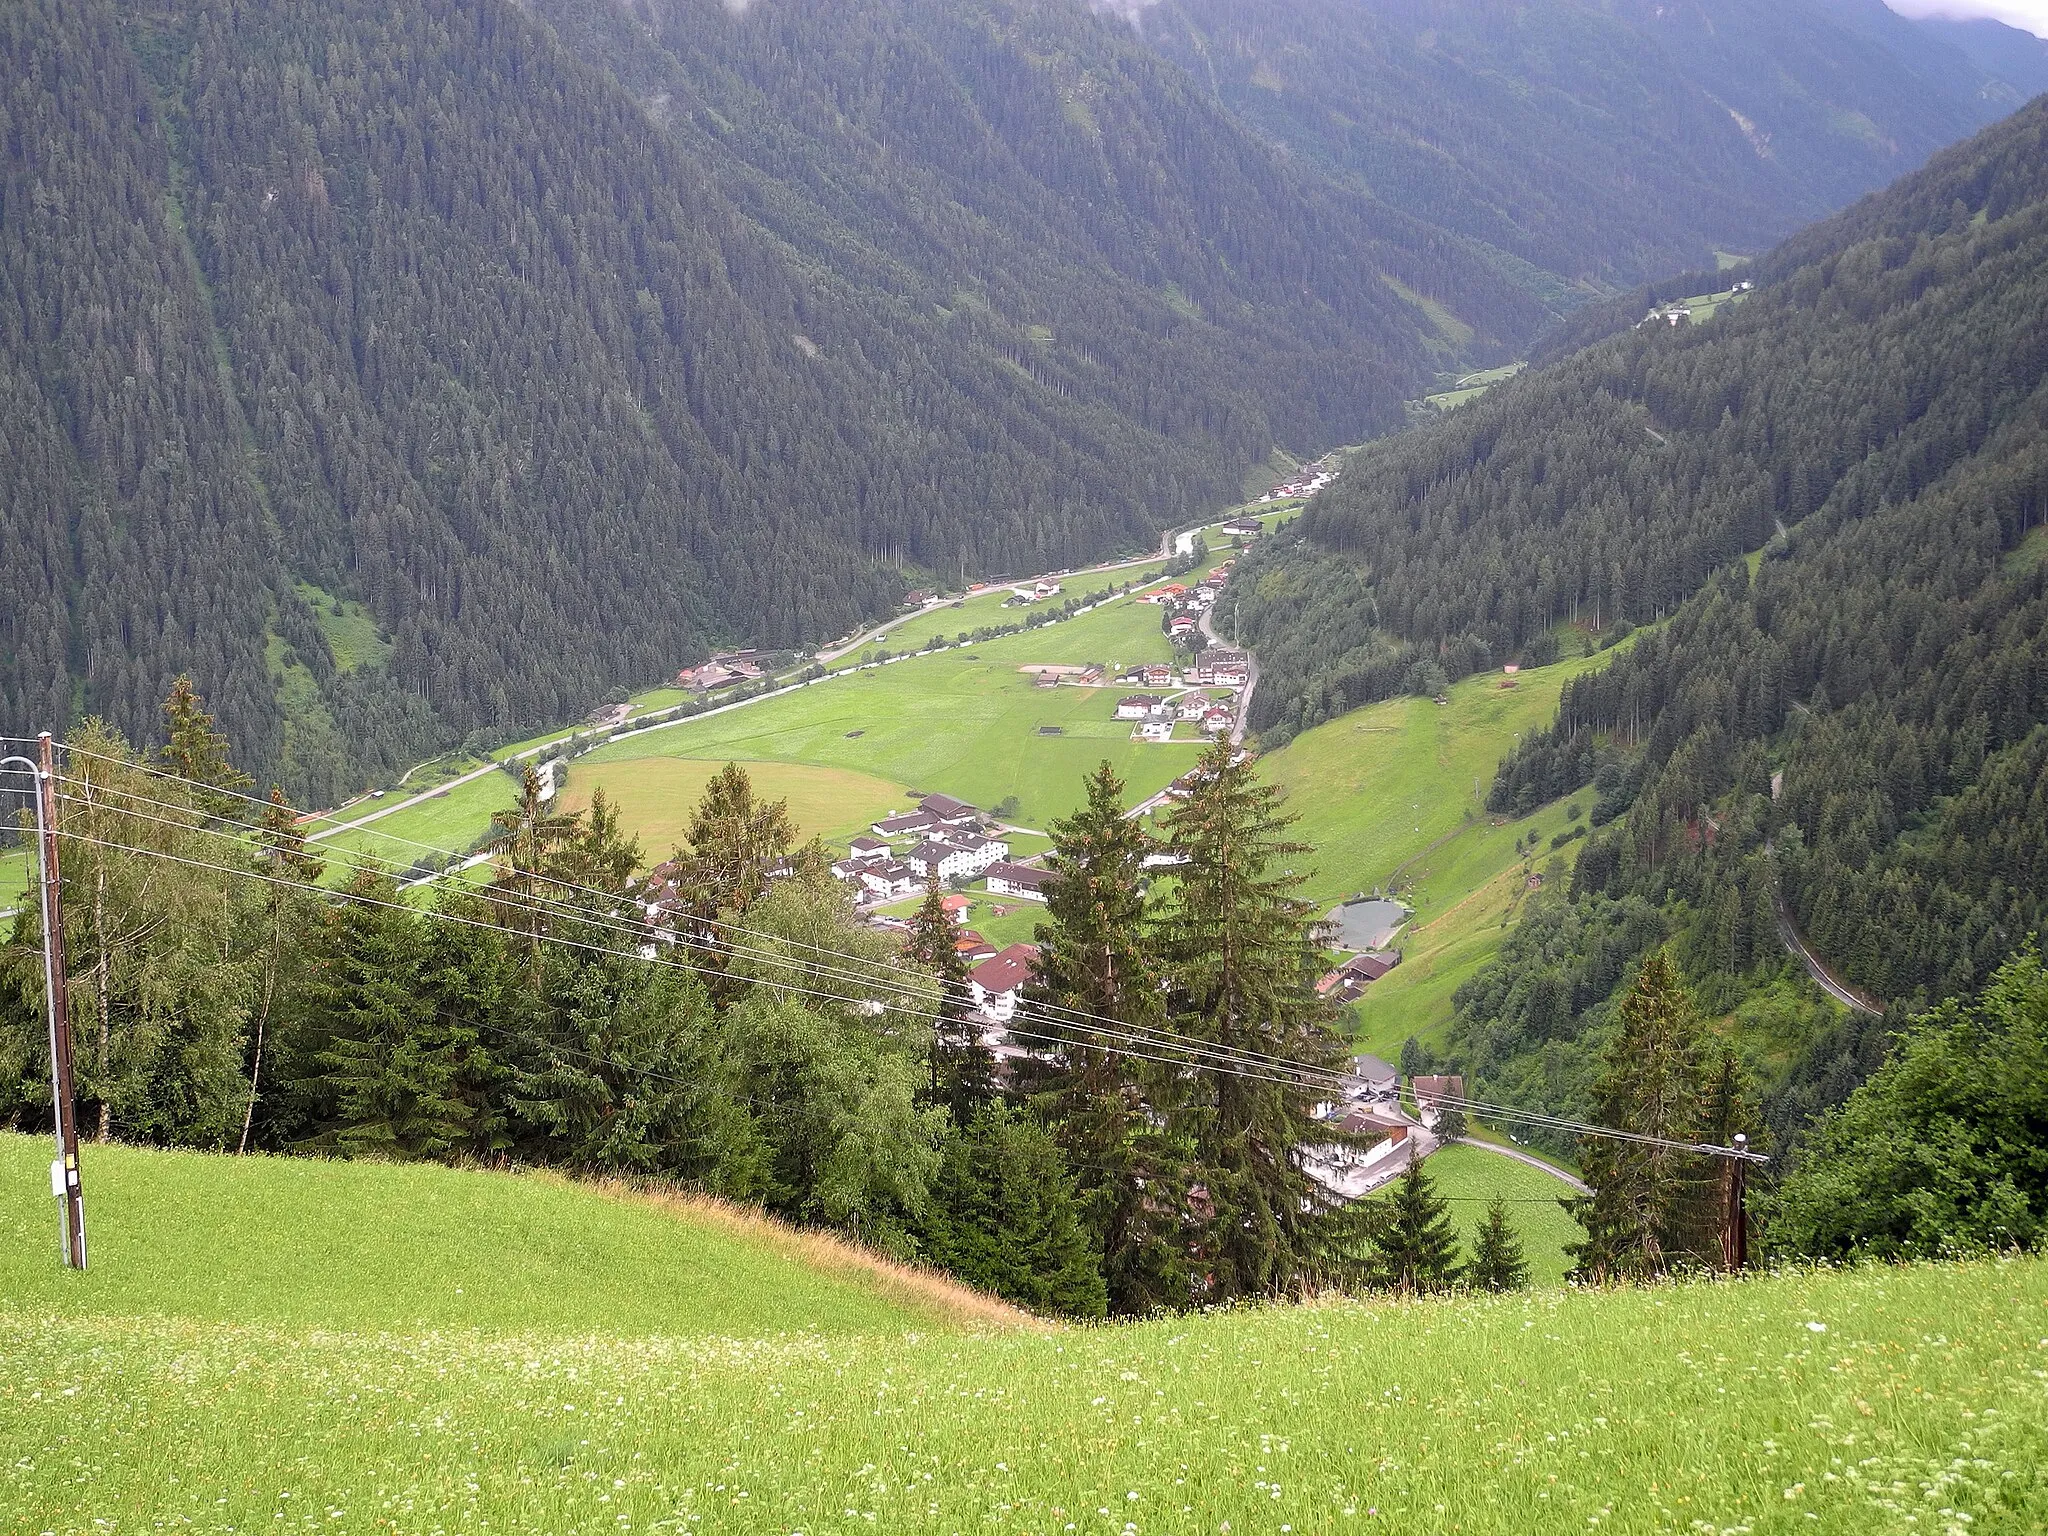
1884;0;2048;39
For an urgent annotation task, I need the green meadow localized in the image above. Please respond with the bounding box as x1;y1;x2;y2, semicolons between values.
308;766;519;882
1259;650;1615;1055
1393;1142;1586;1287
574;591;1200;834
0;848;29;910
4;1137;2044;1535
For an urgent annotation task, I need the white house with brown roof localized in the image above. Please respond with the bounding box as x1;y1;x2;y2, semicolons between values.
986;861;1055;900
873;809;940;838
969;942;1039;1022
847;835;891;865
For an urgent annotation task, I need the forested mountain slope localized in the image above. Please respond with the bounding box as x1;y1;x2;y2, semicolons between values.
1;0;1541;801
1130;0;2042;299
1232;95;2048;1149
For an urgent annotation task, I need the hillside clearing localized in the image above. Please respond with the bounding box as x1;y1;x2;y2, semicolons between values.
1397;1142;1586;1286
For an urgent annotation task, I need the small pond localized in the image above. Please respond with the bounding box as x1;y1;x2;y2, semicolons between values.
1329;897;1409;952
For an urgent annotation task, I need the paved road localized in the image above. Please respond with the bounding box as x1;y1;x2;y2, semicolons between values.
1197;603;1258;745
1453;1137;1591;1195
1773;892;1881;1015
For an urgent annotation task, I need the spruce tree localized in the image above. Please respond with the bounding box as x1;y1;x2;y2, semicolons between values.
1364;1158;1463;1293
904;876;993;1119
1565;949;1714;1282
676;762;798;925
239;786;325;1153
302;872;475;1160
158;677;252;815
1155;741;1347;1302
1026;760;1193;1315
918;1103;1108;1319
483;764;581;975
1467;1196;1531;1291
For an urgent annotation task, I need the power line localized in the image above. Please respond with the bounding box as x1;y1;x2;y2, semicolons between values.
45;745;1765;1162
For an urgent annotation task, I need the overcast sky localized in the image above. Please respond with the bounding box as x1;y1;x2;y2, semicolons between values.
1885;0;2048;38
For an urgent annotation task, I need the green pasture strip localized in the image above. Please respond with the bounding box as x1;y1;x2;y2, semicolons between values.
311;769;519;884
8;1248;2041;1533
1395;1141;1585;1287
1344;798;1585;1058
0;1135;933;1338
0;848;29;910
1266;649;1609;912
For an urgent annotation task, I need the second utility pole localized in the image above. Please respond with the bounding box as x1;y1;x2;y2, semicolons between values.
36;732;85;1269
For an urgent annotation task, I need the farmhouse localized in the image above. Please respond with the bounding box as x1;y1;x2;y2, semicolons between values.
1140;664;1174;689
847;835;890;865
1222;517;1263;538
969;942;1040;1022
986;861;1056;899
954;931;999;966
920;793;979;825
1412;1074;1467;1130
1315;949;1403;999
1349;1053;1399;1099
1202;708;1232;734
872;809;939;838
1115;694;1159;720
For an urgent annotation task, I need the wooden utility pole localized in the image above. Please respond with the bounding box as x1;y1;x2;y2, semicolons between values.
36;732;86;1269
1720;1132;1749;1274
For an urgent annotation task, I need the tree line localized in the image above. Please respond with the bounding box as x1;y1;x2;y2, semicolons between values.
0;681;1545;1316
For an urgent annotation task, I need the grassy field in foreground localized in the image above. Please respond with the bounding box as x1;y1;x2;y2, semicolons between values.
1402;1142;1585;1287
3;1139;2040;1536
559;758;913;857
0;1136;989;1337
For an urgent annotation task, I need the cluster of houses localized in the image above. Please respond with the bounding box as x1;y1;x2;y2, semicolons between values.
673;650;769;692
1300;1056;1470;1200
1253;459;1338;504
1114;691;1234;742
1139;562;1233;631
823;793;1017;902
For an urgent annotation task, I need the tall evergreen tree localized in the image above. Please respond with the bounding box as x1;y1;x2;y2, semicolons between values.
1363;1158;1463;1293
483;765;581;974
917;1102;1109;1319
239;786;325;1153
676;763;798;926
1027;760;1193;1315
1566;950;1716;1282
904;876;993;1119
299;871;477;1160
1155;742;1348;1301
1467;1196;1531;1292
158;677;253;816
